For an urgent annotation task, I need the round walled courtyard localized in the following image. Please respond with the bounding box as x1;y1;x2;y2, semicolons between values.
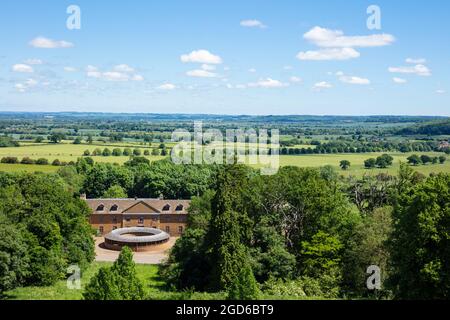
95;228;177;264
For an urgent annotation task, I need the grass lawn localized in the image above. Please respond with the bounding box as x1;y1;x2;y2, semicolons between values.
278;152;450;177
4;261;229;300
4;262;164;300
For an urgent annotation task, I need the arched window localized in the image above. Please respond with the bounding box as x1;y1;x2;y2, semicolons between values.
176;204;184;211
162;204;171;211
110;204;118;212
96;204;105;211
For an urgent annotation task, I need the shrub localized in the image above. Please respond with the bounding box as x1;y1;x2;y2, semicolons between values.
21;157;36;165
112;148;122;156
102;148;112;157
35;158;49;165
1;157;19;164
52;159;61;166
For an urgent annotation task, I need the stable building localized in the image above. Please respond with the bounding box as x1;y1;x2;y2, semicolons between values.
83;197;190;237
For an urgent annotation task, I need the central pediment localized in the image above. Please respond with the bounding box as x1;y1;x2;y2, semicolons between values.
122;201;160;214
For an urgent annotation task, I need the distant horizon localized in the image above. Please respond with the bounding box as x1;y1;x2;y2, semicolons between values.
0;110;448;118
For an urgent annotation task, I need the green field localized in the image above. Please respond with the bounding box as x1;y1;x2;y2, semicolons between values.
278;152;450;176
0;163;60;173
1;144;449;178
0;142;166;164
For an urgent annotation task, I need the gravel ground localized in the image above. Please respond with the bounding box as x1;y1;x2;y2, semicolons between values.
94;237;177;264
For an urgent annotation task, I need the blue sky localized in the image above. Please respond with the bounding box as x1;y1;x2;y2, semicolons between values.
0;0;449;115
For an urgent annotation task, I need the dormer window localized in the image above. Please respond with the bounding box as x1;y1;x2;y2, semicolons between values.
162;204;171;211
176;204;184;212
96;204;105;212
110;204;118;212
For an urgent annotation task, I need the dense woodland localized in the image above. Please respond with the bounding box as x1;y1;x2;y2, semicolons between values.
0;154;448;299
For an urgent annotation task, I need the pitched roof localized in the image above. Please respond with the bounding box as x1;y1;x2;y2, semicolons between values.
85;198;190;215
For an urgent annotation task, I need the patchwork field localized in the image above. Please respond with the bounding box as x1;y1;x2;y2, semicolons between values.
1;143;449;177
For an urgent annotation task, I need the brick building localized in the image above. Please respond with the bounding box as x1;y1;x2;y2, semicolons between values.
84;197;190;237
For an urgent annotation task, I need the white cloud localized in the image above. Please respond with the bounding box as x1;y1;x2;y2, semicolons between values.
64;66;77;72
289;76;302;83
393;77;407;84
102;72;129;82
86;65;99;72
113;64;135;73
181;50;223;64
313;81;332;91
297;48;360;61
201;64;216;71
303;26;395;48
85;65;143;81
406;58;426;64
131;74;144;81
388;64;431;76
240;20;267;29
29;37;74;49
436;89;446;94
186;69;218;78
157;83;176;90
15;78;38;92
248;68;257;73
248;78;289;88
339;75;370;85
24;58;43;65
12;64;34;73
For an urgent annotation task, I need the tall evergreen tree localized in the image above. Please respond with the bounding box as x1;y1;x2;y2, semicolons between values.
207;165;253;291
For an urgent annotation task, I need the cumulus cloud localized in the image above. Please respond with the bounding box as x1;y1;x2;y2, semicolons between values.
157;83;176;90
29;36;74;48
297;48;360;61
186;69;218;78
131;74;144;81
303;26;395;48
85;65;143;81
64;67;77;72
12;64;34;73
240;20;267;29
24;58;43;65
248;78;289;88
436;89;446;94
113;64;135;73
313;81;332;91
248;68;257;73
289;76;302;83
393;77;407;84
15;78;38;92
339;75;370;85
181;50;222;64
388;64;431;76
406;58;426;64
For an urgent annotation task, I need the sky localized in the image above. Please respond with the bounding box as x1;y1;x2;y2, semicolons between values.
0;0;449;115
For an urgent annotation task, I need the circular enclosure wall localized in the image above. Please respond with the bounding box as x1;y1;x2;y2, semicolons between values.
104;227;170;252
